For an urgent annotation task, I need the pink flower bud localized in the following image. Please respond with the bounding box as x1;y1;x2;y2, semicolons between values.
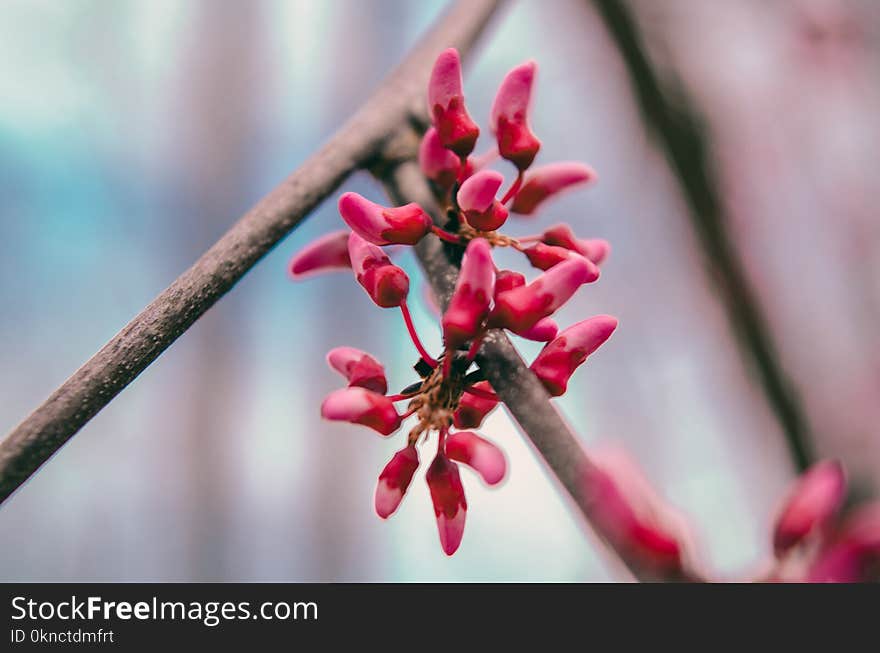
348;232;410;308
457;170;509;231
326;346;387;395
584;446;692;577
510;163;596;215
517;317;559;342
375;445;420;519
419;127;462;191
490;61;540;170
523;243;577;271
442;238;495;350
338;192;432;246
428;48;479;157
426;452;468;555
453;381;499;429
539;223;610;265
530;315;618;396
490;256;599;334
320;387;401;436
288;230;352;279
807;503;880;582
773;460;846;556
445;431;507;486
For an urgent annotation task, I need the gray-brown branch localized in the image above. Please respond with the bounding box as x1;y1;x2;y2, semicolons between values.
0;0;504;505
591;0;815;472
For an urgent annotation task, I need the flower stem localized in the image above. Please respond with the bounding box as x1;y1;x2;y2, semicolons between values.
399;301;438;368
500;171;523;205
431;225;463;244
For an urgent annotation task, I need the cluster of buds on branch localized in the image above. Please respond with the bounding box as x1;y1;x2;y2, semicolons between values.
288;48;616;555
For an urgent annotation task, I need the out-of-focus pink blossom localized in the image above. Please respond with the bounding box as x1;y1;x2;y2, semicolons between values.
426;452;468;555
338;192;432;246
454;381;499;429
419;127;464;190
457;170;509;231
348;232;410;308
584;446;692;577
510;163;596;215
326;346;387;395
442;238;495;350
428;48;479;157
446;431;506;486
490;256;599;334
807;502;880;582
490;61;540;170
320;387;401;436
773;460;846;556
375;445;420;519
288;230;352;279
530;316;618;396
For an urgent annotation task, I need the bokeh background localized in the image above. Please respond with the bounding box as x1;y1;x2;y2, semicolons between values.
1;0;878;581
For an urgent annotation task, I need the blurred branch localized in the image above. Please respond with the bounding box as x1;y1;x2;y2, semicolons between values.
591;0;815;472
376;144;697;582
0;0;505;505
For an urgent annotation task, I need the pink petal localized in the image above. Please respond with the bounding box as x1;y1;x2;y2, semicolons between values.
539;225;610;266
442;238;495;350
375;445;420;519
428;48;479;157
494;269;526;297
320;387;401;436
523;243;576;271
510;163;596;215
490;61;540;170
426;453;468;555
458;170;504;213
530;315;618;396
517;317;559;342
288;230;352;279
338;192;431;246
457;170;509;231
454;381;499;429
808;503;880;582
773;460;847;556
446;431;507;486
489;256;599;334
348;232;410;308
326;346;387;395
419;127;461;190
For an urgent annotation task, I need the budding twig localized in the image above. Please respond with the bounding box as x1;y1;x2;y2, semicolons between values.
378;156;695;581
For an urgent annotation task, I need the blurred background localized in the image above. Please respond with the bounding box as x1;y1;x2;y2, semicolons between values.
1;0;878;581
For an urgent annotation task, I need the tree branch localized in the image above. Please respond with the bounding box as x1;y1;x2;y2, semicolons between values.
0;0;505;505
378;153;690;581
590;0;815;471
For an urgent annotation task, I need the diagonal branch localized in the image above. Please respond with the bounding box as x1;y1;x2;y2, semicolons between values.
0;0;505;505
590;0;815;471
377;150;693;581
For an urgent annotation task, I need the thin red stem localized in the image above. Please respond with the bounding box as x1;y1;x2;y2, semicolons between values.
399;301;438;367
463;384;499;401
432;225;463;244
387;392;418;402
500;171;523;205
465;334;484;361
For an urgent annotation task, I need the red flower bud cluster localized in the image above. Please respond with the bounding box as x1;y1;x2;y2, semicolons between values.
288;48;616;556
